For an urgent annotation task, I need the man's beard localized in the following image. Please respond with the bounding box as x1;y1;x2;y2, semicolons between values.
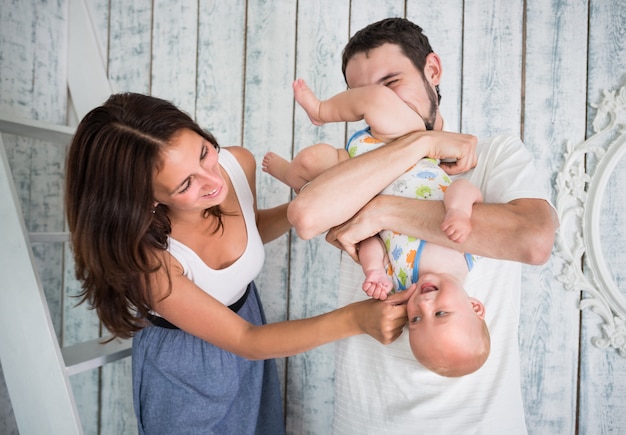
423;78;439;131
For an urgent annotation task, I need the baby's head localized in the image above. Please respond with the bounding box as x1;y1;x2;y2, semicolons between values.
407;273;490;377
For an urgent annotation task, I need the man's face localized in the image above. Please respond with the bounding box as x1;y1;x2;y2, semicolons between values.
344;43;441;130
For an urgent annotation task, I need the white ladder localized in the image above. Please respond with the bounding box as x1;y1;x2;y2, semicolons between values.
0;0;128;432
0;115;132;434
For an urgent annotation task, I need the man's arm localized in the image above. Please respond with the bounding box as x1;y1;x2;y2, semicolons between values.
326;195;558;265
287;130;478;239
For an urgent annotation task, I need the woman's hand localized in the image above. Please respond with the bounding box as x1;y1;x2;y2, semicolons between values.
350;285;417;344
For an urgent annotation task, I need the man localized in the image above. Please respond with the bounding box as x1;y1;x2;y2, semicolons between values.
288;18;558;434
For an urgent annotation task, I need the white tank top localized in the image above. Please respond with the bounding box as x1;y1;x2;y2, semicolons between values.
167;148;264;306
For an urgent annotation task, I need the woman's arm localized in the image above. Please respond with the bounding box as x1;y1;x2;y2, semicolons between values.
288;130;478;239
256;204;291;244
151;261;414;360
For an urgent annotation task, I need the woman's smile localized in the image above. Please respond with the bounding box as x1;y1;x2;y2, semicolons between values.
202;186;222;198
205;188;218;195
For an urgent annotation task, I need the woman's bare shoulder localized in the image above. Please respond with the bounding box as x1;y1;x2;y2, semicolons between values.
222;146;255;173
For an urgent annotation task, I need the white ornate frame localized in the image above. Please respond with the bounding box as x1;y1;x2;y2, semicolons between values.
555;85;626;357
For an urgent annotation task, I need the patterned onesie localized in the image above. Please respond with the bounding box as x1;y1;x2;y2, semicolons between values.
347;127;475;290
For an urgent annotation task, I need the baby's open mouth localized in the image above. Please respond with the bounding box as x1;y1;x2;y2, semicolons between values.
420;283;438;294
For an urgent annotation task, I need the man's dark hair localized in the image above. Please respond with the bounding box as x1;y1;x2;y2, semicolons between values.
342;17;435;82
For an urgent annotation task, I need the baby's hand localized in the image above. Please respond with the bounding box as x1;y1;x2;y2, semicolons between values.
362;269;394;300
441;208;472;243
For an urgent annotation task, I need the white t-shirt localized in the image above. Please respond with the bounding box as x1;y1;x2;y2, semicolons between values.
332;135;551;435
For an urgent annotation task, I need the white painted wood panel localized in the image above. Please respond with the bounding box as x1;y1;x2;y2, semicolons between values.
462;0;524;137
579;0;626;433
196;0;246;148
151;0;199;115
243;0;297;406
2;1;626;434
285;2;351;432
108;0;152;95
519;1;588;433
406;0;464;133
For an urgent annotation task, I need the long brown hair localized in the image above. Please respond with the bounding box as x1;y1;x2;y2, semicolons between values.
65;93;221;338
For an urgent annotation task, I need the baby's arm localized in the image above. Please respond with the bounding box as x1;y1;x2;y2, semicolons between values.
441;178;483;243
293;79;425;143
358;235;393;300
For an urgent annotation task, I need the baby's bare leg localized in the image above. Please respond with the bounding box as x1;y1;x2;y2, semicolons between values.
359;236;393;300
263;144;346;193
441;179;483;243
262;152;309;190
293;79;324;126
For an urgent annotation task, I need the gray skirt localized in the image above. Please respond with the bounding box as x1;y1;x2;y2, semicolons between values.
132;282;285;435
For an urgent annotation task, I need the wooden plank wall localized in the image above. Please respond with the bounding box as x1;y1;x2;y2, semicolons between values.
1;0;625;433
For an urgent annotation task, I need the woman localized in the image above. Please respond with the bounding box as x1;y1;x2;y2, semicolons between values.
65;92;412;434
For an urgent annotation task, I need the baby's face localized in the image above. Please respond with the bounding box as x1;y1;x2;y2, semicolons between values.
407;273;485;359
407;273;476;324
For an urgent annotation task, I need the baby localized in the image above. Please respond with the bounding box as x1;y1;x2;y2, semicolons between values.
263;79;488;376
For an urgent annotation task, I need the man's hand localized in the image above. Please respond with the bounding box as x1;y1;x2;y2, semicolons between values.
326;195;388;262
416;130;478;175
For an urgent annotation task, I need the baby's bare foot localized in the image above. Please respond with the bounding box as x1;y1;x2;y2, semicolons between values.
262;152;291;183
441;208;472;243
293;78;324;126
262;152;309;191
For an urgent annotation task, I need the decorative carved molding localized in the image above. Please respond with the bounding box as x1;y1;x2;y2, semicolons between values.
555;85;626;357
